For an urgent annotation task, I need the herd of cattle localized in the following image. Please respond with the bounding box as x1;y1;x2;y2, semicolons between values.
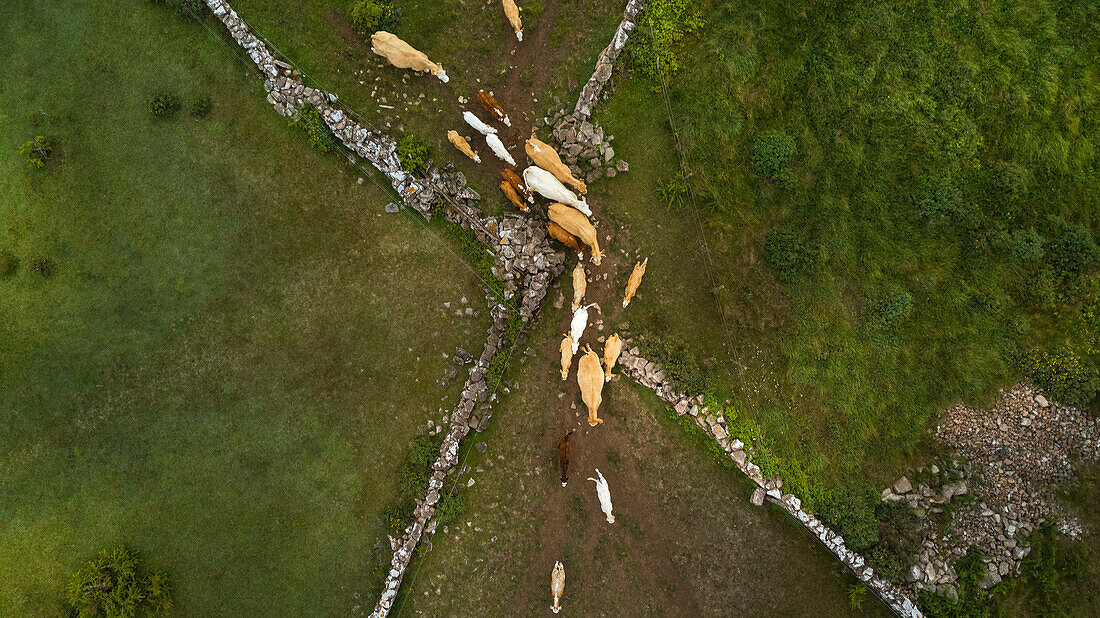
369;8;649;612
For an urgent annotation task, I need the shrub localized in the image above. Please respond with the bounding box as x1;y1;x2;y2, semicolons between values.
146;0;203;15
637;334;715;395
189;96;211;117
18;135;53;168
1047;216;1099;280
1008;228;1044;262
655;175;689;209
149;93;180;118
916;175;964;221
396;433;443;499
396;134;432;176
870;289;914;329
764;228;812;283
289;105;336;153
31;257;55;278
631;0;705;83
350;0;397;33
991;161;1028;202
872;501;923;581
434;491;468;528
817;485;879;553
381;503;409;536
1021;346;1100;406
751;130;796;183
66;546;172;617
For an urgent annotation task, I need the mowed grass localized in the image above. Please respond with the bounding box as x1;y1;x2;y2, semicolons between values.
0;1;489;614
595;0;1100;499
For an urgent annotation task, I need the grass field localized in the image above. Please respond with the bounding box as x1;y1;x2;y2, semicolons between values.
0;1;489;613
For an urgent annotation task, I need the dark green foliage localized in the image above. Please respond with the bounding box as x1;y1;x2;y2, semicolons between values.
990;162;1027;202
655;175;689;209
396;134;431;176
631;0;704;83
871;501;923;581
148;93;180;118
764;228;811;283
189;96;211;118
146;0;203;16
1047;217;1099;281
915;176;972;229
817;485;879;553
381;503;409;536
637;334;714;395
396;433;444;499
31;257;54;278
433;491;468;528
1008;228;1044;263
349;0;397;34
66;546;172;617
1020;346;1100;407
438;219;506;302
750;130;795;184
869;289;914;330
289;105;336;153
18;135;54;168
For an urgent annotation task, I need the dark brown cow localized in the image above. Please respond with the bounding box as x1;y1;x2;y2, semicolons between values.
557;429;575;487
501;168;532;202
477;89;511;126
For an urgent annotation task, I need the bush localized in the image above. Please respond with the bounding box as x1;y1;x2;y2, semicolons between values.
817;485;879;553
350;0;397;33
396;134;432;176
991;161;1028;202
396;433;443;499
149;93;180;118
1008;228;1045;262
656;175;689;209
289;105;336;153
872;501;923;581
381;503;409;536
764;228;812;283
31;257;55;278
870;289;914;330
189;96;211;118
631;0;705;83
916;175;964;220
637;334;715;395
1047;216;1099;280
66;546;172;617
751;130;796;183
18;135;54;168
1021;346;1100;407
434;491;468;528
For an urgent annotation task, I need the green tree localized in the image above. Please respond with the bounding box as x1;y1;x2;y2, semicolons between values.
751;130;796;183
18;135;54;168
66;546;172;617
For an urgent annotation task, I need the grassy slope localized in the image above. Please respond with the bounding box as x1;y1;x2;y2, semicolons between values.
0;1;488;613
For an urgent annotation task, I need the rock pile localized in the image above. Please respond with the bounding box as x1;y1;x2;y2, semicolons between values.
546;106;629;185
616;343;925;617
892;382;1100;595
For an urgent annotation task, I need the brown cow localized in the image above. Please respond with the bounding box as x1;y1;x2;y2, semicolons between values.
477;89;511;127
603;333;622;382
577;346;604;426
447;130;480;163
623;258;648;308
557;429;575;487
526;135;587;194
548;202;604;265
500;181;528;211
502;0;523;41
370;31;448;82
547;222;583;259
501;168;532;202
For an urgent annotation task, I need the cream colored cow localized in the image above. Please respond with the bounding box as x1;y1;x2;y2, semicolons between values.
485;133;516;165
522;166;591;216
502;0;523;41
548;203;603;265
447;131;480;163
370;31;448;82
559;333;574;381
569;303;595;354
550;561;565;613
526;136;586;194
603;333;622;382
578;346;604;426
587;468;615;523
571;263;586;311
623;258;648;307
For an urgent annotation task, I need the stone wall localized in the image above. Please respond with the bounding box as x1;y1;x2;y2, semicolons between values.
573;0;645;118
617;343;925;618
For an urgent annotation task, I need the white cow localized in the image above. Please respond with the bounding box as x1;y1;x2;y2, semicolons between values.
569;303;596;354
587;468;615;524
462;111;497;136
522;166;591;216
485;133;516;166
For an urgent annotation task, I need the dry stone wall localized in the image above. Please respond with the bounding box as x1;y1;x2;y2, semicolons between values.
617;343;925;618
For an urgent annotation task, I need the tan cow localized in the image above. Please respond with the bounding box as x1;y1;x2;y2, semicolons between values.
500;181;528;212
477;89;511;127
550;561;565;613
559;333;574;381
547;222;583;259
548;202;604;265
577;346;604;426
603;333;622;382
571;263;586;311
526;135;587;194
501;168;532;202
447;130;480;163
502;0;523;41
622;258;648;308
370;31;448;82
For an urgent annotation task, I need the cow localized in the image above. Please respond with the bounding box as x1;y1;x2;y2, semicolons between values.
548;202;604;265
522;166;591;216
525;135;586;194
559;333;574;380
370;31;448;82
502;0;524;41
569;303;596;354
603;333;622;382
557;429;575;487
501;168;533;202
446;130;480;163
587;468;615;523
500;181;528;211
550;561;565;614
485;134;516;165
623;258;648;308
477;89;511;127
578;346;604;426
547;221;583;259
571;263;586;311
462;111;497;136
